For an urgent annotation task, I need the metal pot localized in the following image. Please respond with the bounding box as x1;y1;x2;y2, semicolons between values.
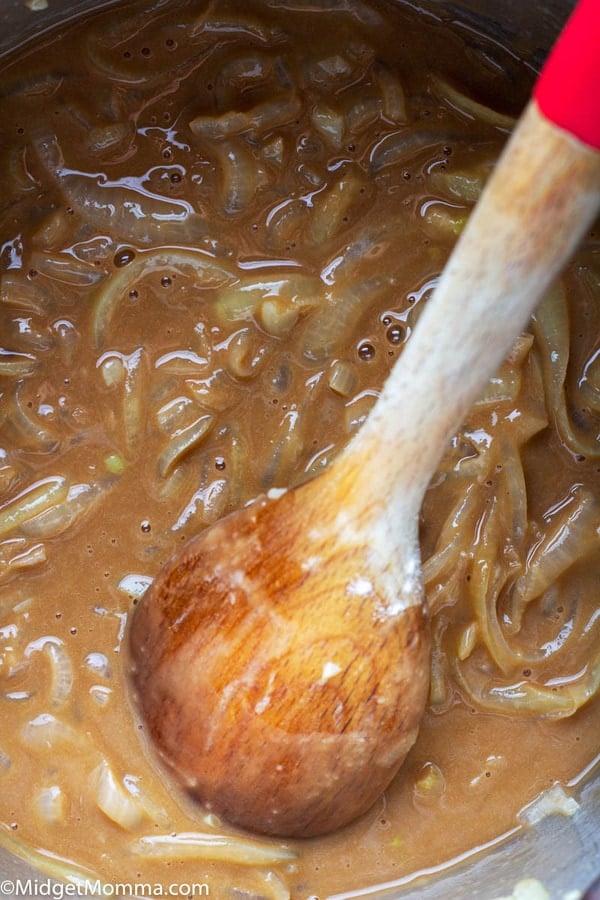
0;0;597;897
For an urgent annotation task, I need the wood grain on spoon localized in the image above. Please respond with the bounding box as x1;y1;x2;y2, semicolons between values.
129;96;600;837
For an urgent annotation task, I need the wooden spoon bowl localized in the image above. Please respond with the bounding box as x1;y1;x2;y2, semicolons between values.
130;471;429;836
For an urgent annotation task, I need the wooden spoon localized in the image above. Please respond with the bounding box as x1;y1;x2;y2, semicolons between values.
129;0;600;838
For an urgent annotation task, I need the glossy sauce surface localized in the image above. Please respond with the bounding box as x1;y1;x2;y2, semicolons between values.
0;0;598;896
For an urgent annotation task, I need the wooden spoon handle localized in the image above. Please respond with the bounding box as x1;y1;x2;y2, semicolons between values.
342;3;600;514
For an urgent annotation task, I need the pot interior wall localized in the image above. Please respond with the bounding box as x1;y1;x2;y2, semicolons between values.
0;0;575;64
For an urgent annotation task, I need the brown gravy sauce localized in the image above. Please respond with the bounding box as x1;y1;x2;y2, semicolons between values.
0;0;598;896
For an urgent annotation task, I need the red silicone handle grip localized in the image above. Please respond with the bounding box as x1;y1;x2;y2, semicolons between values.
533;0;600;150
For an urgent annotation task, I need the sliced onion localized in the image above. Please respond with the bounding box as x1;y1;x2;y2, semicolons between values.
420;199;468;238
429;162;494;204
32;134;210;246
53;318;78;366
262;406;306;488
263;871;291;900
224;328;266;380
100;355;125;388
190;94;301;140
25;637;73;707
258;298;300;337
375;62;408;124
0;747;10;772
121;774;170;828
84;4;186;85
534;281;600;458
580;346;600;412
92;760;145;831
132;831;296;865
0;349;38;377
262;0;383;25
455;651;600;718
512;487;600;614
413;761;446;802
476;334;534;406
187;368;238;412
262;134;285;165
422;482;481;585
0;477;68;538
91;248;235;347
302;277;386;361
328;360;358;397
157;414;214;478
36;785;66;825
88;121;135;157
518;784;579;826
467;496;538;675
20;481;114;540
431;75;516;131
0;272;49;314
0;829;98;885
2;382;59;453
457;622;478;662
429;636;449;708
369;125;452;173
210;138;264;215
0;540;46;582
215;51;282;109
29;250;105;287
311;104;345;148
345;94;381;137
190;10;279;43
307;173;372;247
84;652;111;678
156;396;196;433
172;474;228;531
122;347;147;457
89;685;112;707
215;273;319;325
21;713;84;749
